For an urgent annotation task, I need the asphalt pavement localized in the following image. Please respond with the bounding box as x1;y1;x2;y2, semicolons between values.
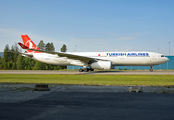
0;70;174;75
1;84;174;120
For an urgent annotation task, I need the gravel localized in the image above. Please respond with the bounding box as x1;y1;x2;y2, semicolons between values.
1;84;174;103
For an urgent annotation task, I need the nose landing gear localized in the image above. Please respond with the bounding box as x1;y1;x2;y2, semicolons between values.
150;66;153;72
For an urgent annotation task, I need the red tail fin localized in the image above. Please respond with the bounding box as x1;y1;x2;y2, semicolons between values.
21;35;40;53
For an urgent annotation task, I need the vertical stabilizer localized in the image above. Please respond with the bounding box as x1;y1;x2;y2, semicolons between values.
21;35;40;53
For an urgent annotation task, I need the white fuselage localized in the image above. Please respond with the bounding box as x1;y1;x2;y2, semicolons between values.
27;51;169;68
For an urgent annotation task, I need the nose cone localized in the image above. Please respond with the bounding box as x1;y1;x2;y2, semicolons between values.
165;57;169;62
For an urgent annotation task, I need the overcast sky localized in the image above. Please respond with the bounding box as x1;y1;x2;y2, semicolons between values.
0;0;173;55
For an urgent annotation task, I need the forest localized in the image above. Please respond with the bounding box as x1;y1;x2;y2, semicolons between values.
0;41;67;70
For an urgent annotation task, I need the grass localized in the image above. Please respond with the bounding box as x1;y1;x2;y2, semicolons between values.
0;74;174;86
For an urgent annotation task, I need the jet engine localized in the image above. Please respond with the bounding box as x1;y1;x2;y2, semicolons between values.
90;61;111;70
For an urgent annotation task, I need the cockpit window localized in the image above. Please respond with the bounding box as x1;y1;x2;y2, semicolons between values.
161;55;165;57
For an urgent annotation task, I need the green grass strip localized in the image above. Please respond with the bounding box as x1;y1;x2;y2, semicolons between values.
0;74;174;86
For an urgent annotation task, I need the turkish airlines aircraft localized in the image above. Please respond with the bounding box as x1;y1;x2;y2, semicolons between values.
17;35;169;72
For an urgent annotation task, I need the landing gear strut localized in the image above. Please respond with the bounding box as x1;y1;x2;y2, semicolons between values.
150;66;153;72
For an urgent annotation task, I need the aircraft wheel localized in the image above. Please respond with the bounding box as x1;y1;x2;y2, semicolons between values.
83;68;89;72
90;68;94;71
79;68;84;72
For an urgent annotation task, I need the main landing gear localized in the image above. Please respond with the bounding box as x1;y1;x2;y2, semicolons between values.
150;66;153;72
79;68;94;72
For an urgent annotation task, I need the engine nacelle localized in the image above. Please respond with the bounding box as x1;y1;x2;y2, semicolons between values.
90;61;111;70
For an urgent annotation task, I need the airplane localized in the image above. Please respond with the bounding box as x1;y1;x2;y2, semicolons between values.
17;35;169;72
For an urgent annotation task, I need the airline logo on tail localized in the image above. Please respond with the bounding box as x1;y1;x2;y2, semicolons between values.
21;35;41;53
25;40;34;49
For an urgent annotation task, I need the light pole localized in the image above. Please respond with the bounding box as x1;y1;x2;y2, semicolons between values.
167;42;170;70
168;42;170;56
167;60;168;70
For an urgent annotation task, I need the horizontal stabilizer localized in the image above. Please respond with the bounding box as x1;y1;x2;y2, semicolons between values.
8;50;33;58
18;42;29;49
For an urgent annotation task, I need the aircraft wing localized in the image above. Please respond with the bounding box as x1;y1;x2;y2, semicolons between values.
18;42;100;63
40;50;97;63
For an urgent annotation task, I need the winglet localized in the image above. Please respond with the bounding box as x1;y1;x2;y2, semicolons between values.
18;42;29;49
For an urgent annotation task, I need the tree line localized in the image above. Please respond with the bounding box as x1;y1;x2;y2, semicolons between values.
0;40;67;70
